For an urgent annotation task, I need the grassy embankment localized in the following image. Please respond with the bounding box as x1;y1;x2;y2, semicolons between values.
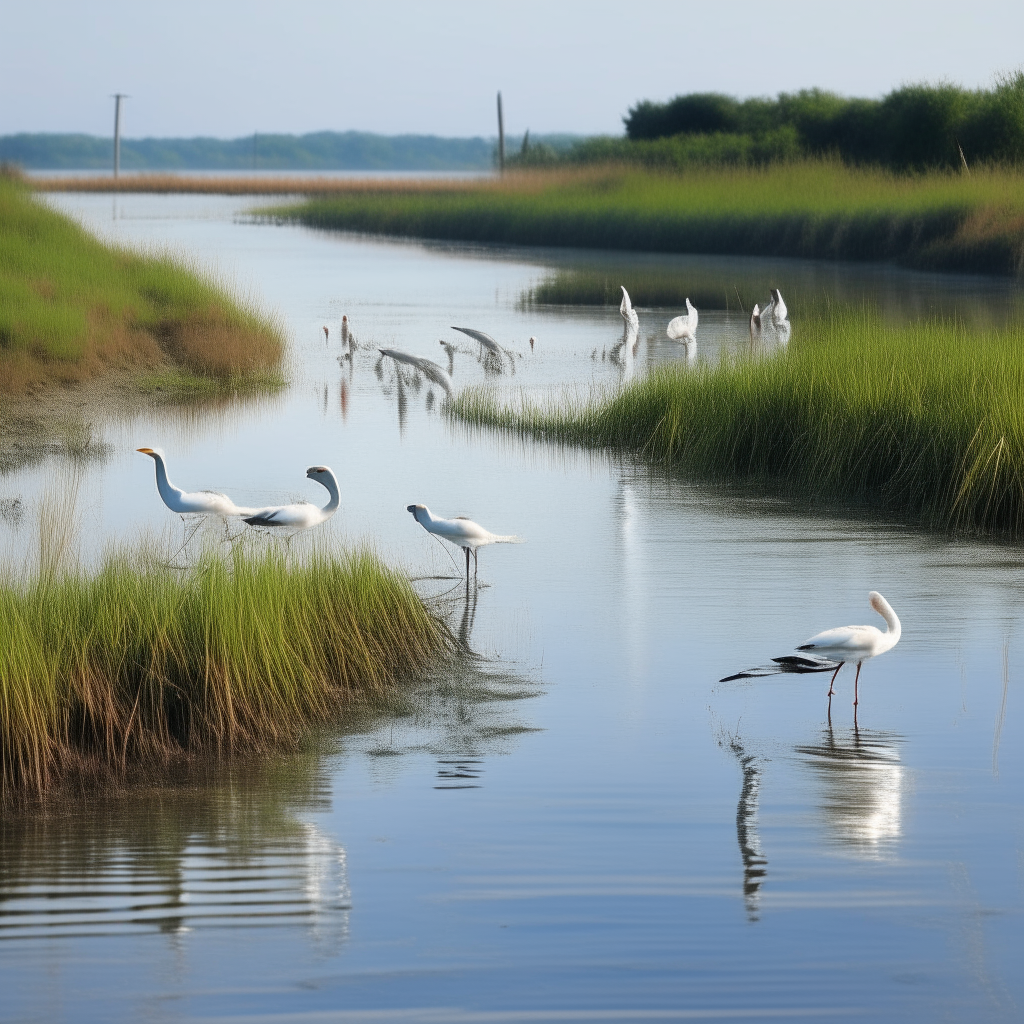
267;163;1024;277
1;171;284;396
0;542;451;801
453;305;1024;539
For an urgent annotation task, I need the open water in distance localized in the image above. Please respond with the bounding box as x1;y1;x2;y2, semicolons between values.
0;194;1021;1023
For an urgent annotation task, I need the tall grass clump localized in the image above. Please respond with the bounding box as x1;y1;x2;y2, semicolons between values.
269;163;1024;277
453;306;1024;538
0;173;285;395
0;543;450;800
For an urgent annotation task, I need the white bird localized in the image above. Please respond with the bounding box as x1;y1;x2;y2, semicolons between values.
406;503;521;579
243;466;340;530
378;348;454;395
619;286;639;334
769;288;788;326
719;591;901;709
796;592;901;706
667;298;698;341
137;447;253;516
750;303;762;340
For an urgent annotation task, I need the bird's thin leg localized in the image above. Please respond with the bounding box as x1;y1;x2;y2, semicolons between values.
464;547;470;581
474;549;478;579
827;663;842;698
826;694;833;729
853;662;862;707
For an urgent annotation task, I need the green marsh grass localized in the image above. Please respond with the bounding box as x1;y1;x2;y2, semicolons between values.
270;163;1024;276
0;174;285;395
0;541;451;800
453;305;1024;538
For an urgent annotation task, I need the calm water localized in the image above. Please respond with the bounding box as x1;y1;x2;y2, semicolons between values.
0;195;1021;1023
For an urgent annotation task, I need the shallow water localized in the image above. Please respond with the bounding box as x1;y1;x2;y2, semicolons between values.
0;194;1021;1023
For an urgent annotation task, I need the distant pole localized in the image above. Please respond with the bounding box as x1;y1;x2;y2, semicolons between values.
497;91;505;173
111;93;128;179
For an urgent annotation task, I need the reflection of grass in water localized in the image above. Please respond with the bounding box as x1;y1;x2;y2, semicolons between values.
0;525;452;800
453;305;1024;538
0;750;351;940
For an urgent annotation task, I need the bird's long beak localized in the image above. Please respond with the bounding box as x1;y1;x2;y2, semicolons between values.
136;447;154;455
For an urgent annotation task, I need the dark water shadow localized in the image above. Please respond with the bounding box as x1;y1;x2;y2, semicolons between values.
723;735;769;921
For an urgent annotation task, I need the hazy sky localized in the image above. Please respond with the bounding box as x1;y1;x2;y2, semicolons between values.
4;0;1024;139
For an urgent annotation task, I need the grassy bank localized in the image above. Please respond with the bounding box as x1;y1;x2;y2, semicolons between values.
1;172;284;395
0;544;450;800
268;163;1024;277
452;306;1024;538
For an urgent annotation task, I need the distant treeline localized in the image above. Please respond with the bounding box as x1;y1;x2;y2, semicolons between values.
0;131;577;171
512;74;1024;171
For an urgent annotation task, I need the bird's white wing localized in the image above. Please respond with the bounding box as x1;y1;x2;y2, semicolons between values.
666;316;693;341
799;624;879;653
451;327;501;353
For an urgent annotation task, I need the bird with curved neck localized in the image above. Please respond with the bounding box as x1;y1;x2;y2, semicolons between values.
406;504;521;579
667;297;698;342
796;591;901;706
137;447;253;516
243;466;340;530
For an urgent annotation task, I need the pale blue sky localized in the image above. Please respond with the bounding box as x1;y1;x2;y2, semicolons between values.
4;0;1023;138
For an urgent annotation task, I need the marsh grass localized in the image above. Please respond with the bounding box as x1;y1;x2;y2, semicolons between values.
0;538;451;801
453;305;1024;538
0;175;285;395
269;163;1024;276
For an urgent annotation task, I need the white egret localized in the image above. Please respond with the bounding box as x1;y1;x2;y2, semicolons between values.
720;592;901;708
769;288;788;326
795;592;901;705
137;448;253;516
619;286;639;334
379;348;454;395
406;504;521;579
667;298;698;341
243;466;340;530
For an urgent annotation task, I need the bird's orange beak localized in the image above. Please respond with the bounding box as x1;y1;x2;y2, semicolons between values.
136;447;154;454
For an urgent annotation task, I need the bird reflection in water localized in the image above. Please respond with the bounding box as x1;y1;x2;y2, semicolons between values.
726;736;768;921
795;724;904;858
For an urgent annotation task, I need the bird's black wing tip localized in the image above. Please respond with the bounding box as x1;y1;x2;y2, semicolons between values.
243;515;280;527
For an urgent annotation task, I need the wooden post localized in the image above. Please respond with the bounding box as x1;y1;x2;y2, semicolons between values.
497;91;505;173
112;94;128;179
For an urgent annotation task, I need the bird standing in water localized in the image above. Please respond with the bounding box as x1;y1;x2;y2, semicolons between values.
406;504;521;580
137;447;253;517
795;591;901;706
243;466;340;531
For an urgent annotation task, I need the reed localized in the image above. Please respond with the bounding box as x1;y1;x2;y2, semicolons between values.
268;163;1024;277
0;542;451;800
0;173;285;395
453;306;1024;538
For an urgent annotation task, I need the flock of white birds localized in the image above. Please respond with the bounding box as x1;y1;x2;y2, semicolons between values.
139;288;896;711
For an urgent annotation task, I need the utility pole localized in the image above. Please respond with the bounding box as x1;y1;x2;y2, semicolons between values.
497;91;505;173
111;94;129;179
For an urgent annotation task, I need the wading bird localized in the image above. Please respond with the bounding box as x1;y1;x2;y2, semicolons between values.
137;447;252;517
243;466;340;531
750;303;762;340
619;286;639;334
720;592;901;708
323;326;329;342
379;348;454;395
529;336;536;351
667;298;698;341
769;288;788;326
406;504;521;580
